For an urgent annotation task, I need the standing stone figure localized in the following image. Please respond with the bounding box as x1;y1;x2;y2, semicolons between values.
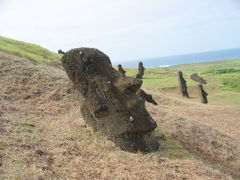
198;84;208;104
190;73;208;104
61;48;158;152
136;62;145;79
58;50;65;54
177;71;189;98
118;64;126;76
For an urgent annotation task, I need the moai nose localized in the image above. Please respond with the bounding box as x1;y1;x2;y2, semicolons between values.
113;76;142;94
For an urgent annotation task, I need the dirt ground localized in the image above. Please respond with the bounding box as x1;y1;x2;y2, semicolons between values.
0;51;239;179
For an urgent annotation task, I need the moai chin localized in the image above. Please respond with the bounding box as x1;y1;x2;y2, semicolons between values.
177;71;189;98
118;64;126;76
61;48;158;152
136;62;145;79
198;84;208;104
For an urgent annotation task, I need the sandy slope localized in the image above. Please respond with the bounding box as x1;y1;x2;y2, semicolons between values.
0;51;238;179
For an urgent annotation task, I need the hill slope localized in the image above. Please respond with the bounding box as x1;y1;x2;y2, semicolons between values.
0;52;239;180
1;50;239;179
0;36;61;64
124;59;240;109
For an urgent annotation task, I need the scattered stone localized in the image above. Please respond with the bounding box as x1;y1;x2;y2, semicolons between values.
136;62;145;79
61;48;158;152
177;71;189;98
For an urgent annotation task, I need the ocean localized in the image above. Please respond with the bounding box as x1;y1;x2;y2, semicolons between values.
115;48;240;68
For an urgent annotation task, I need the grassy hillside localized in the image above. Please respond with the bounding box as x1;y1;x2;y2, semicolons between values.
1;51;238;179
1;35;239;107
0;36;61;64
124;59;240;108
1;37;240;179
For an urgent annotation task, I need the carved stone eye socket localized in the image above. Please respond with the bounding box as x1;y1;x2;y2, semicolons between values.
83;58;98;75
124;84;141;94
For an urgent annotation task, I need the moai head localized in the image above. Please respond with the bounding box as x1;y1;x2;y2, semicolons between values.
190;73;207;84
58;50;65;54
136;62;145;79
118;64;126;76
178;71;183;77
61;48;158;152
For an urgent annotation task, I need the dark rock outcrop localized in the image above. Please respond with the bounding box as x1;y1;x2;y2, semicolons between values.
61;48;158;152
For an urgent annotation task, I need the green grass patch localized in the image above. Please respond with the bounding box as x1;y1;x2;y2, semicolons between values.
161;59;240;74
210;91;240;109
0;35;62;64
202;68;240;75
221;74;240;92
154;137;191;159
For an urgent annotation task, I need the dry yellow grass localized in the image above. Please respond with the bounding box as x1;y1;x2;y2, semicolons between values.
0;51;238;179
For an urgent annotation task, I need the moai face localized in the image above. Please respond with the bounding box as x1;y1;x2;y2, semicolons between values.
178;71;183;77
61;48;157;151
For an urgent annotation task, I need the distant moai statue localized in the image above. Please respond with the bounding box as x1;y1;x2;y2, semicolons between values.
190;73;207;84
118;64;126;76
177;71;189;98
190;73;208;104
136;62;145;79
198;84;208;104
58;50;65;54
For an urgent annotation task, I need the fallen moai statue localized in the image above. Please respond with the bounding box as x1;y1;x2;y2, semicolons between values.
177;71;189;98
118;64;126;76
61;48;159;152
136;62;145;79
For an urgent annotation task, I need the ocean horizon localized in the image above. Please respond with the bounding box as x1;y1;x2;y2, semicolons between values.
114;48;240;68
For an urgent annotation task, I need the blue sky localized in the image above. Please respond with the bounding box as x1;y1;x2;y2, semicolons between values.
0;0;240;62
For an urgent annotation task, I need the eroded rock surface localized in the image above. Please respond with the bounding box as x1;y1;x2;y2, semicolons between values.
61;48;158;152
